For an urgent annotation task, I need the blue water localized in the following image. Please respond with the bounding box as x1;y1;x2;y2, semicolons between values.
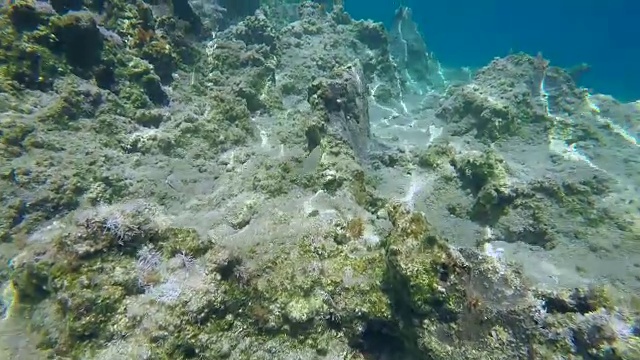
346;0;640;102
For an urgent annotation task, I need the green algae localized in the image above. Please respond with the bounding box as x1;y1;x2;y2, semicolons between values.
416;143;456;170
172;91;253;153
5;196;638;359
0;1;63;92
0;202;407;357
157;227;210;258
0;2;638;359
0;0;200;107
384;203;464;317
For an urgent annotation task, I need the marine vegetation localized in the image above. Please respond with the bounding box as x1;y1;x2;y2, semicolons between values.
1;1;639;359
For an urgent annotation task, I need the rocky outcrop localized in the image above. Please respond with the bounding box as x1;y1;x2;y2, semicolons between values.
2;2;639;360
435;53;588;142
389;6;445;93
308;61;371;161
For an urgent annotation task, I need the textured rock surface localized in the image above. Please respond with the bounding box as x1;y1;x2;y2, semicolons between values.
389;6;446;93
435;54;587;142
0;1;639;359
308;61;372;160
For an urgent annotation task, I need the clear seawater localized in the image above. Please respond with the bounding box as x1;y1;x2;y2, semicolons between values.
346;0;640;101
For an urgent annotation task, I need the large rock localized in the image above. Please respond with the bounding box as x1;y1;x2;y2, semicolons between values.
308;61;371;161
435;53;588;142
389;6;445;94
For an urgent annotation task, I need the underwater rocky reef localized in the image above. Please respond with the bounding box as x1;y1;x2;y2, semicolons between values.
0;1;639;359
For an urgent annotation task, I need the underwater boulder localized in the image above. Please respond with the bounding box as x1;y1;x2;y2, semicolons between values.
352;20;387;51
50;11;104;74
388;6;445;93
168;0;204;36
232;10;278;51
435;53;588;142
6;0;55;31
308;61;372;161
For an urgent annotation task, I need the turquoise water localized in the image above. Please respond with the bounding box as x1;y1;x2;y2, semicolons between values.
346;0;640;101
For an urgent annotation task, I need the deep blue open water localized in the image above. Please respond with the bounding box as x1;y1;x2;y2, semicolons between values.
346;0;640;101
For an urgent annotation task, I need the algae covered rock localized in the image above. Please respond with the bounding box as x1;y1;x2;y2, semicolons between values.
275;1;399;106
6;201;204;356
0;1;62;90
168;0;205;36
1;2;638;359
383;203;640;359
36;80;104;128
171;90;253;152
351;19;387;50
232;10;278;51
50;11;104;73
384;202;468;320
389;6;445;92
436;53;586;142
117;56;169;106
453;149;512;222
308;61;372;161
416;143;456;170
4;196;639;359
201;13;279;112
7;0;55;31
138;35;180;84
0;2;140;101
0;145;127;244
